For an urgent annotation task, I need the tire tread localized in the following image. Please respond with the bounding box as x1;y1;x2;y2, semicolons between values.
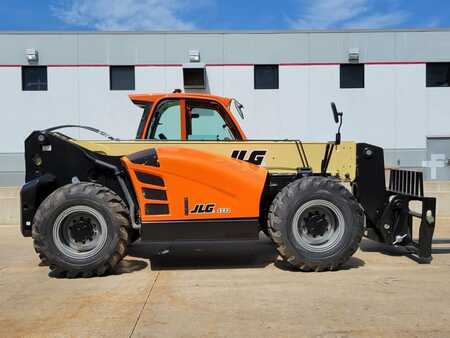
32;182;131;278
268;176;364;271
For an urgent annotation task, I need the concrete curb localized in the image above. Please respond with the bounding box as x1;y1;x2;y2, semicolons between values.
0;188;20;225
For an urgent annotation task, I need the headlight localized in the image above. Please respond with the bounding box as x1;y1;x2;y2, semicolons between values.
33;154;43;167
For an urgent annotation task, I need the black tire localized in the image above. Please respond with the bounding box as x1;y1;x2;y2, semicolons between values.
268;176;364;271
260;226;271;238
32;183;131;278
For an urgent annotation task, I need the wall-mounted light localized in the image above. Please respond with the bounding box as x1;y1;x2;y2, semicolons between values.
25;49;39;64
348;48;360;63
189;49;200;63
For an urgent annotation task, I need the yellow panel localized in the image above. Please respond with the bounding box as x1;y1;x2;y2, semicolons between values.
73;139;356;181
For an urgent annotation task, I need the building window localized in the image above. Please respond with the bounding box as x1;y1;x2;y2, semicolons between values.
340;64;364;89
22;66;47;91
183;68;206;89
426;63;450;87
254;65;279;90
110;66;135;90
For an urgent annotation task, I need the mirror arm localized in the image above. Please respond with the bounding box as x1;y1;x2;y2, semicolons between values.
335;113;343;145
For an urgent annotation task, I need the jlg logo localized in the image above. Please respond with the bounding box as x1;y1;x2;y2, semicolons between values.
190;204;215;214
231;150;267;165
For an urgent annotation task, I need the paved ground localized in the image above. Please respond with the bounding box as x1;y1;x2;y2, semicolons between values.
1;225;450;338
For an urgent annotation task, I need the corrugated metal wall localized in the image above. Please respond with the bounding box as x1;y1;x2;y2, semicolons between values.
1;30;450;185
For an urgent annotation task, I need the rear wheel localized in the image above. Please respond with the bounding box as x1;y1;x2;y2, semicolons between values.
32;183;130;278
268;177;363;271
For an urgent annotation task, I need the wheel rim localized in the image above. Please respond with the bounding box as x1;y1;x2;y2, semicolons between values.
53;205;108;260
292;199;345;253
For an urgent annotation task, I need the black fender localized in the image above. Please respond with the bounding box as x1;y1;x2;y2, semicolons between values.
21;131;140;237
20;173;56;236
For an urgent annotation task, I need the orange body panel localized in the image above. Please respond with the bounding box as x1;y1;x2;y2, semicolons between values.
122;147;267;223
129;92;247;141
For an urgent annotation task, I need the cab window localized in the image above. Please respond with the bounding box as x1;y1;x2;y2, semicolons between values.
187;103;236;141
147;100;181;140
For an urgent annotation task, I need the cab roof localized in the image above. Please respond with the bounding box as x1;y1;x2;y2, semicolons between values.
129;92;232;107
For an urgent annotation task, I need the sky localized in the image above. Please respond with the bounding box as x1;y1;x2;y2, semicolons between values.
0;0;448;31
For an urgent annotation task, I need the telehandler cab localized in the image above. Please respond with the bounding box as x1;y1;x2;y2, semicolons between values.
21;91;437;277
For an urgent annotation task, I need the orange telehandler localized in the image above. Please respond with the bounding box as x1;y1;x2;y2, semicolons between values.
21;91;436;277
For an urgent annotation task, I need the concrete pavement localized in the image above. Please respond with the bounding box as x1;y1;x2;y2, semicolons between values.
1;224;450;337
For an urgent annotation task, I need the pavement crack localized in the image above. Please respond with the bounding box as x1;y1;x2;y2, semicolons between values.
129;271;160;338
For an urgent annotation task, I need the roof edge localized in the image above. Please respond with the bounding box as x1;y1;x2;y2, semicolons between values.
1;28;450;35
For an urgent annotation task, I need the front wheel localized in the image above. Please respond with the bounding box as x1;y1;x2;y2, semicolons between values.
268;177;364;271
32;183;131;278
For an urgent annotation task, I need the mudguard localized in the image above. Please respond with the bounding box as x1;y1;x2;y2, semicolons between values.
20;174;56;236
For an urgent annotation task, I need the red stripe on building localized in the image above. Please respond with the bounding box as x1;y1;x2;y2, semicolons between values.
0;61;429;68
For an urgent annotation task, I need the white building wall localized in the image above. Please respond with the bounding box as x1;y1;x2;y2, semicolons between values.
394;64;427;148
1;61;450;185
0;30;449;185
1;63;449;152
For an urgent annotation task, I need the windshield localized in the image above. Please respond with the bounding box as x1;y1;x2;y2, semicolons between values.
230;99;245;119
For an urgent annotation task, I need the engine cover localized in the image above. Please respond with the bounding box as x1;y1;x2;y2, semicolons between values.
122;147;268;224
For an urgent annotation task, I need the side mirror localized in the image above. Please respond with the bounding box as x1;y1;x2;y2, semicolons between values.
330;102;343;145
232;99;245;119
321;103;344;174
331;102;339;123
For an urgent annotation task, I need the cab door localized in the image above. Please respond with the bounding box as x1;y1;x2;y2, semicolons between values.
184;100;243;141
145;99;185;140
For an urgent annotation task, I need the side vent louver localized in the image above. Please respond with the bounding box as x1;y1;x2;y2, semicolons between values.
135;171;169;215
145;204;169;215
142;188;167;201
136;172;165;187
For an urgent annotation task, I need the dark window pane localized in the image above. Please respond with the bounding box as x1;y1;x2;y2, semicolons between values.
183;68;205;89
254;65;279;89
110;66;135;90
22;66;47;91
340;64;364;89
427;63;450;87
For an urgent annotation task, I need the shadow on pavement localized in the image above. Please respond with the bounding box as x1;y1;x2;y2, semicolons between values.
274;256;365;272
430;238;450;254
360;238;450;257
113;259;148;275
128;237;278;271
360;239;404;257
47;259;148;278
432;238;450;244
128;236;365;272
